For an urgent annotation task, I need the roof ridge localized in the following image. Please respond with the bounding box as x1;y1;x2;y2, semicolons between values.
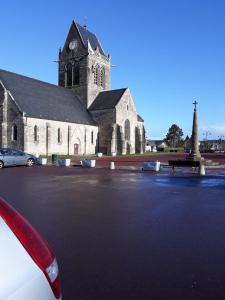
73;21;86;48
89;88;128;111
0;68;71;92
99;88;127;94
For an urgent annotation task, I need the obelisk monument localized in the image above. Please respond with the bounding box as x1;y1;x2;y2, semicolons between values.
188;100;202;161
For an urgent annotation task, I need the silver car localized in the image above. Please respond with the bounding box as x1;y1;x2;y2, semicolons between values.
0;148;37;168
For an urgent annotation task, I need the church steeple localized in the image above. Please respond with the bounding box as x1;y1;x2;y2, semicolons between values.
58;21;111;109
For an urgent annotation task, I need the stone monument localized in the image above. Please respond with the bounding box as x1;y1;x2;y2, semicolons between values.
168;101;205;174
187;100;202;161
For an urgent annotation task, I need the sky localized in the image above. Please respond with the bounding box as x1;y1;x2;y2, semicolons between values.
1;0;225;140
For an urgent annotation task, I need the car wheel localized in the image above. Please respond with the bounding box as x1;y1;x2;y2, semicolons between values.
27;158;35;167
0;161;4;169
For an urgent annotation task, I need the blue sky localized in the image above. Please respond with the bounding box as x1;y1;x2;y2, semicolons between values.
1;0;225;140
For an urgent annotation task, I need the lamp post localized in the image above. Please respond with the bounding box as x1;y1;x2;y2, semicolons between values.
218;135;224;152
203;131;211;140
203;131;211;153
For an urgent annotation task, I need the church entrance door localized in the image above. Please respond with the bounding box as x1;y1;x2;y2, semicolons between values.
74;144;79;155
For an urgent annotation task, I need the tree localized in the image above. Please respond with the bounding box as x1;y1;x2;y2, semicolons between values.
164;124;184;148
184;135;191;147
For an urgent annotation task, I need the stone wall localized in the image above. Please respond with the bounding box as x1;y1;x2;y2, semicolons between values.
87;51;110;109
0;86;24;150
0;83;144;156
7;94;24;150
24;117;98;156
90;109;116;154
90;88;145;155
115;89;140;154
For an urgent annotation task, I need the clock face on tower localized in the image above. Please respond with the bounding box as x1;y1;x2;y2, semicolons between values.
69;39;78;51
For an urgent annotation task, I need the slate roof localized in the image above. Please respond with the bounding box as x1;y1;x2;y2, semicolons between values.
0;69;96;126
137;114;144;122
75;22;105;56
89;88;127;111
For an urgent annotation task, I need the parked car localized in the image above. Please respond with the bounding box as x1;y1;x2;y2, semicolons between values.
0;148;37;168
0;197;62;299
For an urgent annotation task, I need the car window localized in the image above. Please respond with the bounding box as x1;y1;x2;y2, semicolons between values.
11;150;24;156
18;151;25;156
0;149;10;155
0;149;25;156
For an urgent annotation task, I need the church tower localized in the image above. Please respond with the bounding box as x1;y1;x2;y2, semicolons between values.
58;21;111;109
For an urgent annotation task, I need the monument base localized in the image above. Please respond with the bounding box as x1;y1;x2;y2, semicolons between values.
186;155;204;162
168;159;202;168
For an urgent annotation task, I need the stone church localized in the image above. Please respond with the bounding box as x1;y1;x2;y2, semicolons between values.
0;21;145;156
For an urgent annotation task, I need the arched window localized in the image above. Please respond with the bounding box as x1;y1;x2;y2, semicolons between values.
11;124;17;141
100;67;105;88
124;119;130;140
58;128;62;143
94;65;100;85
34;125;38;142
73;65;79;85
67;63;72;87
91;131;94;144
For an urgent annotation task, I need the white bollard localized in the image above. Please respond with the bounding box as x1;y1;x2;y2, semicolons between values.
199;164;205;176
41;158;47;165
110;161;115;170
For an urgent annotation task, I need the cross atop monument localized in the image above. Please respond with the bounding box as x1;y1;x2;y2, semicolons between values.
193;100;198;111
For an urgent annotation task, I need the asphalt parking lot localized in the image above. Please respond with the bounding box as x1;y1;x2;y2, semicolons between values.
1;166;225;300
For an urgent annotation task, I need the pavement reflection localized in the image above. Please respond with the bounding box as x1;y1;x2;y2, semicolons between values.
0;166;225;300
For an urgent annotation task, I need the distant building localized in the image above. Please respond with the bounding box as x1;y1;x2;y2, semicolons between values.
0;21;145;155
146;140;166;152
200;139;225;152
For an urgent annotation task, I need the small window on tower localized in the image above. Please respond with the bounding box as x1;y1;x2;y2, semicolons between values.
94;65;100;85
67;63;72;87
100;67;105;88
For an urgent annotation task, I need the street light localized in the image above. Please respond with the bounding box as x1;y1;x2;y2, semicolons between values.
202;131;211;153
203;131;211;140
218;135;225;152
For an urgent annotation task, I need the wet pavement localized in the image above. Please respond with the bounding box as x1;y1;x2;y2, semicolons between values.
1;166;225;299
